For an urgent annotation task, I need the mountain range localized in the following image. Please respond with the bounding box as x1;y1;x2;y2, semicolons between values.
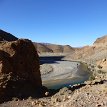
0;29;75;53
0;29;107;65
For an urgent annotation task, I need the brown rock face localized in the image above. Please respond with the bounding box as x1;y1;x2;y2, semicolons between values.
96;58;107;72
94;35;107;44
65;46;96;60
63;45;75;53
0;39;42;102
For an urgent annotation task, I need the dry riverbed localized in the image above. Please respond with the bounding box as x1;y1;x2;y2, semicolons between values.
0;56;107;107
41;61;90;89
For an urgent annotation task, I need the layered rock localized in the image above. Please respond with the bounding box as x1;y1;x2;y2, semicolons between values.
0;39;42;102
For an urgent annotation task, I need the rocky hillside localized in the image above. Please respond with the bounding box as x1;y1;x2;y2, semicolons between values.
66;36;107;63
33;43;53;53
94;35;107;45
34;42;75;53
0;29;18;41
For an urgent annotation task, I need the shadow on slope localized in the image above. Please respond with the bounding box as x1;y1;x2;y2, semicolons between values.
39;56;65;64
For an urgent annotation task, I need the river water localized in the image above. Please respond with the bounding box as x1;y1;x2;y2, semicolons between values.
40;56;90;89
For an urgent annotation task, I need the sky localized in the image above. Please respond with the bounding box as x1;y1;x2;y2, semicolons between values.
0;0;107;47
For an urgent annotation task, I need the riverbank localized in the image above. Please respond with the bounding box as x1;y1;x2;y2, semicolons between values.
1;78;107;107
40;56;91;89
1;56;107;107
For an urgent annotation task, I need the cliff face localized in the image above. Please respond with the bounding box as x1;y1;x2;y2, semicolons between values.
0;30;18;41
0;39;42;102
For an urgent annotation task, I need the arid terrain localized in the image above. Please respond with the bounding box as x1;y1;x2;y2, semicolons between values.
33;42;75;54
0;29;107;107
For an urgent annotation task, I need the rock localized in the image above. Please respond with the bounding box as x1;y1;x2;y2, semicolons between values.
0;39;42;102
51;87;72;103
96;58;107;72
40;64;53;75
0;29;18;41
31;101;36;106
45;92;49;96
61;83;107;107
94;35;107;45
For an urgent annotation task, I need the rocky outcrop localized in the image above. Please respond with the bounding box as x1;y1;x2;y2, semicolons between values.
1;80;107;107
57;82;107;107
96;58;107;72
94;35;107;45
0;39;42;102
0;29;18;41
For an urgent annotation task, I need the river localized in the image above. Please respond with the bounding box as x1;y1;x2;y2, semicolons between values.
40;56;90;89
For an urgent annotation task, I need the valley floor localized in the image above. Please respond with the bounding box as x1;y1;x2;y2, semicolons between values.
0;56;107;107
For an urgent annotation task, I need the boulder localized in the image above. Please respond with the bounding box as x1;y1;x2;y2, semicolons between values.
0;39;42;102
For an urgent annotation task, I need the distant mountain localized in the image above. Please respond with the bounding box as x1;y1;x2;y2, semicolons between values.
33;42;75;53
0;29;75;53
33;43;53;53
0;29;18;41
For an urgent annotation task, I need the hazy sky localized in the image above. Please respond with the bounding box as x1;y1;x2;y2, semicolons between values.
0;0;107;47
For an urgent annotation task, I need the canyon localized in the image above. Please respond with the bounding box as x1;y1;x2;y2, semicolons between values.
0;29;107;107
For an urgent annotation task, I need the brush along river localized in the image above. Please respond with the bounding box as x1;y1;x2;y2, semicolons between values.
40;56;91;89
